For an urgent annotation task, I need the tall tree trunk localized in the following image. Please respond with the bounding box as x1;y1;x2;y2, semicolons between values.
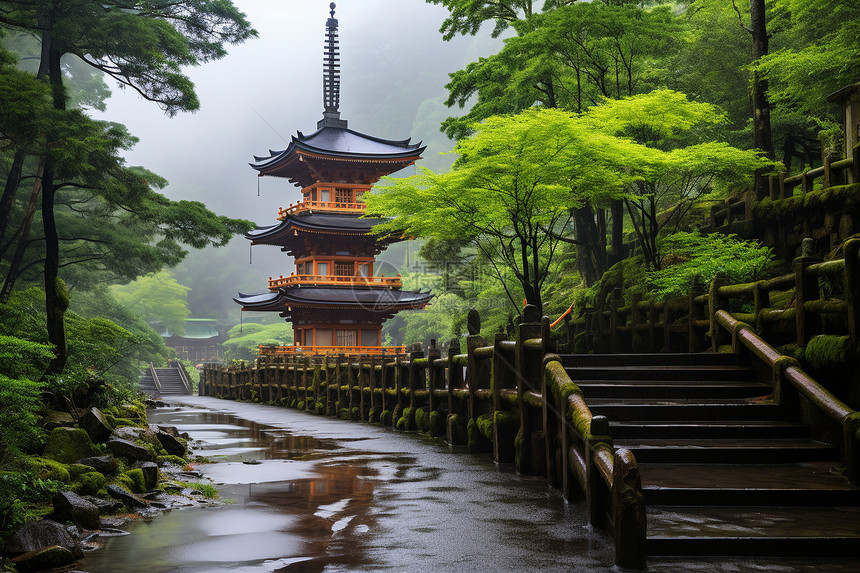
40;30;68;376
749;0;774;197
573;205;605;286
0;162;44;303
0;150;26;248
609;198;624;266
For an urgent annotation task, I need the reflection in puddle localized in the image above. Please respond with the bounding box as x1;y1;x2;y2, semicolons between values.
83;408;377;573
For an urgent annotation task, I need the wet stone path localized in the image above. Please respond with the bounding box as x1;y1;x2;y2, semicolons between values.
80;397;860;573
81;396;614;573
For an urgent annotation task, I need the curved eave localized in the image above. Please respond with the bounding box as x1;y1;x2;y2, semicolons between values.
245;214;388;245
234;287;433;312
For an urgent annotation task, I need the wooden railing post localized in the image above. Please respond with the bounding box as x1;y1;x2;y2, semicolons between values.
794;237;820;347
709;272;729;351
613;448;647;570
515;304;542;475
427;339;441;414
586;415;611;526
845;239;860;346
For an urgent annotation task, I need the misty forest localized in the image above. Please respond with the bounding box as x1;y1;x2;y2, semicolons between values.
1;0;859;564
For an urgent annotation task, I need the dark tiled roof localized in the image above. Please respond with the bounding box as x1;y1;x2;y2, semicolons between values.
247;213;382;242
234;286;432;312
252;126;423;169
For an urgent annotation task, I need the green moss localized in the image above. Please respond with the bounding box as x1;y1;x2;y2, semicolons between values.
42;427;97;464
314;401;326;415
124;468;146;493
67;463;95;479
380;410;393;426
290;399;297;408
804;335;850;371
25;457;70;483
350;407;360;421
400;407;416;431
156;455;189;466
339;408;351;420
74;471;106;495
447;414;467;445
476;413;494;439
414;408;428;433
297;401;305;411
428;410;445;437
115;402;147;423
395;417;406;431
367;408;380;424
113;474;135;492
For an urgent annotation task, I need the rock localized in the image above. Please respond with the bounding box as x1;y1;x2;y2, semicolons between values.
107;438;154;462
79;407;113;443
82;495;125;515
42;427;97;464
3;519;82;559
112;426;160;449
10;545;75;572
52;491;100;530
106;484;148;509
153;424;179;436
155;431;186;457
42;410;75;431
76;455;118;474
133;461;159;490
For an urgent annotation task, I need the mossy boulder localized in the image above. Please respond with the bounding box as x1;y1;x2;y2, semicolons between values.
73;471;106;496
42;428;97;464
25;457;70;483
79;407;113;444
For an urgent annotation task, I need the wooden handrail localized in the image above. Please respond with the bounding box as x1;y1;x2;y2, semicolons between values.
259;344;406;356
277;200;366;219
268;273;402;289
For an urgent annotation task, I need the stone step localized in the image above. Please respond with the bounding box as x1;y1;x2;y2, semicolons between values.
589;400;782;421
560;353;742;368
579;381;771;400
566;365;756;382
639;462;860;506
609;420;809;440
616;438;838;464
646;506;860;557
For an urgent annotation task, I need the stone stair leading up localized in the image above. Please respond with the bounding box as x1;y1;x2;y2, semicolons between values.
562;352;860;559
138;367;190;397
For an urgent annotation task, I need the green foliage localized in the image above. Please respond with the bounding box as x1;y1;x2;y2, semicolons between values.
757;0;860;133
647;232;774;298
222;322;293;361
367;107;635;315
111;271;191;336
0;375;45;462
0;471;64;538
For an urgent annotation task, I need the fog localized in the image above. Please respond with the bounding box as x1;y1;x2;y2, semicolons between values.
91;0;501;323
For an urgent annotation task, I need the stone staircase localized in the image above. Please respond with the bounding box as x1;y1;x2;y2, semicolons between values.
562;352;860;558
138;366;191;397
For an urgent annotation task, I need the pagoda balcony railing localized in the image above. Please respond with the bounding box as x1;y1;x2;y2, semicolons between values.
268;273;402;290
277;200;365;219
258;344;406;357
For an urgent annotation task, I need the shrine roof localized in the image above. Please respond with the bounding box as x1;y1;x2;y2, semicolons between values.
234;286;432;312
246;213;389;244
251;126;425;174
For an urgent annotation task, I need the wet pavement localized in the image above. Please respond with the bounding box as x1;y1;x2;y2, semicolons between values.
79;397;860;573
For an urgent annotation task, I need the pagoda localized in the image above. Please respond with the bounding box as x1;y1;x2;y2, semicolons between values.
234;3;432;355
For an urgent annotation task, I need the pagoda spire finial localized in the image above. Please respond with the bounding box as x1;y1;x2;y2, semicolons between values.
319;2;347;129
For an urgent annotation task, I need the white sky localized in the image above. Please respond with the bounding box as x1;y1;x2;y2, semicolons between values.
91;0;498;224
